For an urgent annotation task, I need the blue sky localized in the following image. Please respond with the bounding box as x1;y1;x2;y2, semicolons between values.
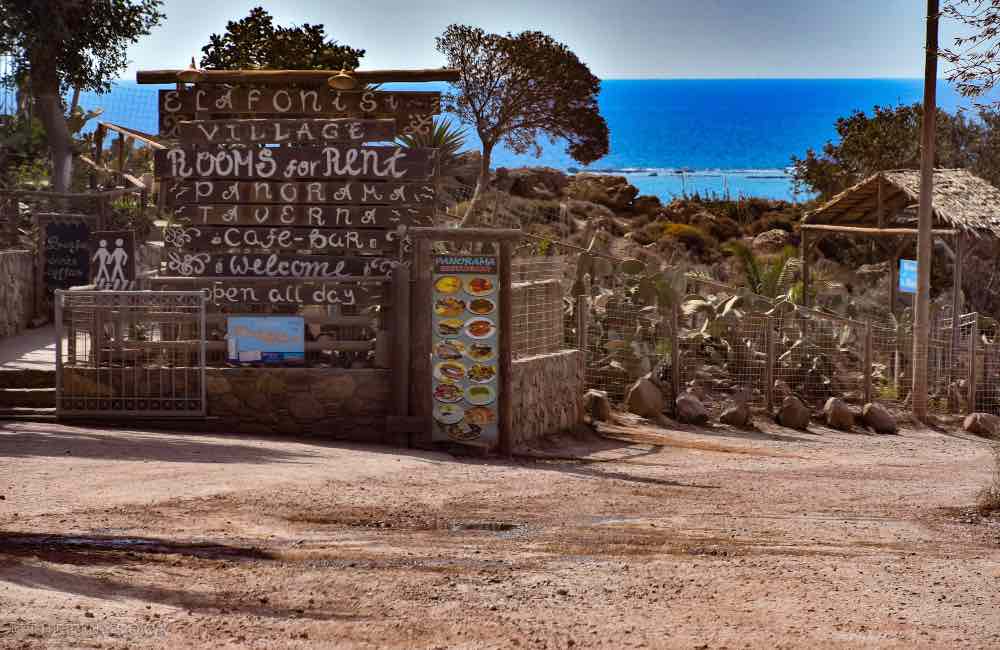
125;0;971;80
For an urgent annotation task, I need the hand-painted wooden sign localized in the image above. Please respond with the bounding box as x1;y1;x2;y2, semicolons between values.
164;225;401;253
160;88;440;116
165;180;435;206
154;145;436;181
164;251;397;279
176;118;396;144
194;280;376;306
171;204;432;228
89;230;135;290
43;220;91;290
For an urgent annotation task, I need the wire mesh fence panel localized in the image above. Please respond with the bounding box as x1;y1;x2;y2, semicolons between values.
510;256;569;359
582;297;661;404
975;340;1000;415
676;313;769;415
56;290;206;417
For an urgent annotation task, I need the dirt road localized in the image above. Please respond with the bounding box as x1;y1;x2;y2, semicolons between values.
1;418;998;649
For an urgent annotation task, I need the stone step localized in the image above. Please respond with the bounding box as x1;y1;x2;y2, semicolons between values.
0;388;56;408
0;368;57;389
0;407;56;421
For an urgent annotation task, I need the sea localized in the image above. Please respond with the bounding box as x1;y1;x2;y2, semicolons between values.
78;78;997;203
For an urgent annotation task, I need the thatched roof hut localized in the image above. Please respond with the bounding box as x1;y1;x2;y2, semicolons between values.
799;169;1000;316
803;169;1000;236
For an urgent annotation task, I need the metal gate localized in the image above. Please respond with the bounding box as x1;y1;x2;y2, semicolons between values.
54;290;207;417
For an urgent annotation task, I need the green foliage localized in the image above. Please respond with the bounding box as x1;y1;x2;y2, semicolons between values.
436;24;609;169
0;0;164;93
396;118;468;175
791;103;1000;200
200;7;364;70
943;2;1000;101
723;241;801;299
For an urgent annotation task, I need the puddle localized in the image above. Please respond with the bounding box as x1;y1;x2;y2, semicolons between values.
0;534;272;560
448;521;536;539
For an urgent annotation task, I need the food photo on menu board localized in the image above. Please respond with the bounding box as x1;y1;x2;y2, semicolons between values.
431;255;500;445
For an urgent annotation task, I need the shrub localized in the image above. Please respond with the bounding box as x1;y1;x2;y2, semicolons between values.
660;222;716;256
977;444;1000;516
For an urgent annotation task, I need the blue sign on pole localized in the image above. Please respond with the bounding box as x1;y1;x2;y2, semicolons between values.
899;259;918;294
227;316;305;364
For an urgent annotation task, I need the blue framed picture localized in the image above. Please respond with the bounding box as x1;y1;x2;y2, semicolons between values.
227;316;305;364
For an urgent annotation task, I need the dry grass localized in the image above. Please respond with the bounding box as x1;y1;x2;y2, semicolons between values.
977;444;1000;516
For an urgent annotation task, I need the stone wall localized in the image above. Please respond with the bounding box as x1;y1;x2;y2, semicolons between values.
206;368;397;440
510;349;585;448
0;250;34;338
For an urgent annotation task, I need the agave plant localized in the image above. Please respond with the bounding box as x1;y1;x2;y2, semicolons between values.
396;118;468;176
722;241;801;299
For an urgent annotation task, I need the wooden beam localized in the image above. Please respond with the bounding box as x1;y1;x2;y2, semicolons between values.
391;265;411;421
800;224;956;236
408;227;523;241
137;68;461;85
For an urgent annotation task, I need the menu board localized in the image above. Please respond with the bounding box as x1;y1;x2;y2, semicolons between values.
431;255;500;446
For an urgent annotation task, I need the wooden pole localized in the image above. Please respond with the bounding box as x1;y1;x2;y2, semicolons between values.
765;316;775;411
410;239;433;447
672;303;682;407
912;0;939;420
575;294;588;350
498;241;514;457
801;229;811;307
391;265;411;420
968;316;979;413
864;322;873;405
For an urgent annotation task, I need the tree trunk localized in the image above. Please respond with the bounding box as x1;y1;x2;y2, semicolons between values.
32;75;74;193
460;143;493;228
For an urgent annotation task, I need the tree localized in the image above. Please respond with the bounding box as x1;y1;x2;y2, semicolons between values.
0;0;164;192
200;7;364;71
790;103;1000;200
942;1;1000;101
435;25;609;225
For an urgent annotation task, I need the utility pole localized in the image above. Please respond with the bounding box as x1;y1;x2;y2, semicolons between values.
912;0;939;420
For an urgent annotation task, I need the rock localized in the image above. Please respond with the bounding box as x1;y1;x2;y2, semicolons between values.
862;402;897;434
752;229;791;254
496;166;569;200
963;412;1000;438
719;399;751;428
773;380;792;401
632;195;662;215
823;397;854;431
584;389;612;422
685;380;707;402
777;396;811;430
288;394;325;422
566;174;638;212
626;377;664;418
676;392;709;425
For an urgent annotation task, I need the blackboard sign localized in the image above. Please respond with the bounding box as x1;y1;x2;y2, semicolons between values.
44;221;91;290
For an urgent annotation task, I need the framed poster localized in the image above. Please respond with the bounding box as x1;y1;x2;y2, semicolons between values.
431;255;500;446
89;230;135;290
227;316;305;364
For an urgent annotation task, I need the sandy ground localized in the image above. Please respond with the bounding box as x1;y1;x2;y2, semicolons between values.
1;417;999;649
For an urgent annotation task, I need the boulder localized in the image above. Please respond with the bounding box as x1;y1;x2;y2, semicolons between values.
566;174;638;212
676;392;709;425
496;166;570;200
625;377;665;419
752;229;791;254
963;412;1000;438
633;195;663;215
861;402;897;434
823;397;854;431
584;389;613;422
773;380;792;402
777;396;811;430
719;399;751;428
